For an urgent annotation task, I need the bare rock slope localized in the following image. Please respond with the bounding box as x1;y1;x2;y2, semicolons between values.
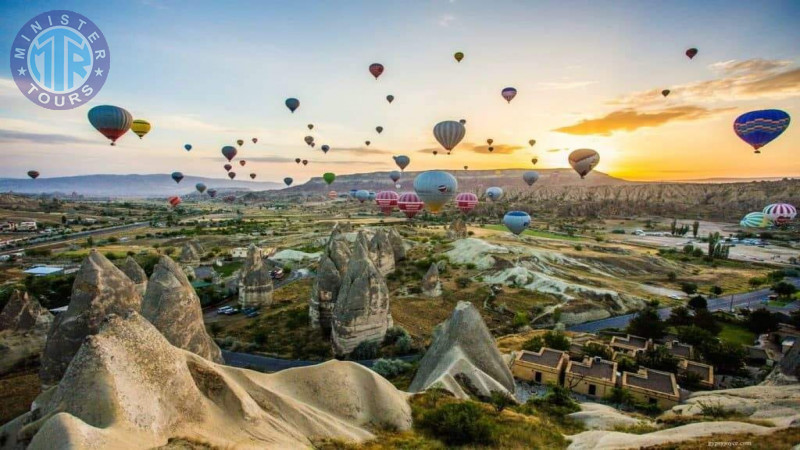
0;291;51;333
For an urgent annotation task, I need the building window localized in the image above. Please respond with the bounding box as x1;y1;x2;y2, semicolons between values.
588;384;597;396
535;372;542;383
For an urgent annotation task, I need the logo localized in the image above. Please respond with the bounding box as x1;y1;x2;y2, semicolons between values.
10;10;110;110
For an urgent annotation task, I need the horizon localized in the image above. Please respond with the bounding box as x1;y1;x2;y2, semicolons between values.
1;1;799;184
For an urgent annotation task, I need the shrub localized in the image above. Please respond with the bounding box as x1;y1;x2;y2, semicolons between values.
488;390;515;412
372;358;413;378
583;342;612;360
522;335;544;352
416;401;495;446
456;277;472;288
513;311;530;329
605;386;635;407
687;295;707;310
667;271;677;282
681;282;698;295
383;326;410;345
543;330;570;351
394;334;413;354
350;340;379;360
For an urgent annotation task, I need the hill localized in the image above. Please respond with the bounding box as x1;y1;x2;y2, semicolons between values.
0;174;281;198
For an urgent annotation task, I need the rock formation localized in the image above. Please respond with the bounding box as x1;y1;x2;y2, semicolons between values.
331;237;393;356
446;217;468;239
141;255;223;363
0;311;412;449
238;244;274;308
386;227;406;262
331;221;353;234
327;236;352;275
421;263;442;297
40;250;142;386
369;229;395;276
409;301;515;400
179;240;202;265
118;256;148;296
0;290;51;333
310;228;353;333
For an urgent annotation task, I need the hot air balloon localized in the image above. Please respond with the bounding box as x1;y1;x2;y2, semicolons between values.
376;126;383;134
250;173;256;180
207;189;217;198
503;211;531;235
284;177;293;186
221;146;237;161
228;172;236;180
685;48;698;59
236;139;244;147
389;170;401;183
131;119;151;139
455;192;478;214
307;124;314;131
168;196;181;207
328;190;338;199
302;160;308;166
285;98;300;113
395;183;402;189
529;139;536;147
386;95;394;104
486;187;503;201
740;212;771;228
531;157;538;165
398;192;424;218
454;51;464;63
463;165;468;170
87;105;132;145
195;183;206;194
394;155;410;170
488;146;494;153
355;190;370;203
661;89;670;97
295;158;301;164
304;136;314;146
321;145;330;154
323;172;335;185
376;191;399;215
368;192;376;201
568;149;600;179
414;170;457;213
763;203;797;225
349;189;358;198
459;119;466;125
369;63;384;79
184;144;192;151
252;138;258;144
433;150;438;156
26;170;39;180
224;163;232;172
365;141;371;146
433;120;466;152
523;171;539;186
501;87;517;103
239;160;246;167
733;109;790;153
171;172;184;184
487;138;493;145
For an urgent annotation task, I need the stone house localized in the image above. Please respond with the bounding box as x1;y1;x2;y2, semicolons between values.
565;356;618;400
621;368;680;409
511;348;569;386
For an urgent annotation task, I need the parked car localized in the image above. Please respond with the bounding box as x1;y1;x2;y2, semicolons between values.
270;268;284;280
216;306;233;314
245;311;260;318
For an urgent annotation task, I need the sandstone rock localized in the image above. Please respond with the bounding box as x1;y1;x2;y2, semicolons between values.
310;254;342;334
779;340;799;379
118;256;148;296
0;311;412;449
409;301;515;400
446;217;468;240
331;238;393;356
386;227;406;262
0;290;51;333
569;403;652;431
179;241;202;265
369;229;395;276
142;255;223;363
332;221;353;235
421;263;442;298
238;244;274;308
40;250;142;386
327;238;351;275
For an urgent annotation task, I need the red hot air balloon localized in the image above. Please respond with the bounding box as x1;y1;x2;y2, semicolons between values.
369;63;384;79
455;192;478;214
397;192;424;218
685;48;698;59
375;191;400;215
239;160;246;167
168;196;181;207
250;173;256;179
228;172;236;180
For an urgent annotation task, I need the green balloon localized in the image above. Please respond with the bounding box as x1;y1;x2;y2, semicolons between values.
323;172;336;185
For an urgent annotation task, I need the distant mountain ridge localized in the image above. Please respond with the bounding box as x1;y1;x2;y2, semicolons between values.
0;174;281;197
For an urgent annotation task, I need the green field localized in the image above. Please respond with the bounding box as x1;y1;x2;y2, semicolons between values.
484;225;585;241
718;322;756;346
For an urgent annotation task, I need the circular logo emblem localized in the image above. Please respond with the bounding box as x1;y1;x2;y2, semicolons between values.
10;10;110;110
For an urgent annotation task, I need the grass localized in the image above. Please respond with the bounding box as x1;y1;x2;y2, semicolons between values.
718;322;756;347
642;427;799;449
0;370;41;425
484;224;585;241
214;261;243;277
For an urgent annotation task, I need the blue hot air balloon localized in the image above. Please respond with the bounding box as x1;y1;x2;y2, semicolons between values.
349;189;358;198
368;191;377;201
413;170;457;213
389;170;401;183
486;186;503;201
195;183;206;193
355;190;370;203
87;105;132;145
393;155;410;171
285;98;300;113
184;144;192;151
733;109;790;153
503;211;531;235
171;172;184;184
283;177;293;187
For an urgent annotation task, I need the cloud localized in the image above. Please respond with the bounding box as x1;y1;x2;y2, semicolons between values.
327;146;392;155
0;129;96;145
709;58;793;75
553;105;733;136
536;81;597;90
149;114;230;132
546;148;568;153
241;156;384;166
438;14;455;27
463;143;523;155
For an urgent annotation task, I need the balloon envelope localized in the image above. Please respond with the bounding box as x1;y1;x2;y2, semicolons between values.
531;157;538;165
369;63;384;79
302;160;308;166
501;87;517;103
503;211;531;235
284;177;293;186
529;139;536;147
207;189;217;198
762;203;797;224
523;171;540;186
393;155;410;170
486;187;503;201
171;172;184;183
433;120;466;151
733;109;790;153
740;212;771;228
568;149;600;179
88;105;132;145
224;164;232;171
414;170;457;213
376;126;383;134
184;144;192;151
685;48;698;59
295;158;301;164
221;146;237;161
131;119;151;139
285;98;300;113
454;51;464;62
250;173;256;179
236;139;244;147
323;172;336;185
228;172;236;180
386;95;394;103
195;183;206;193
239;160;246;167
397;192;424;218
455;192;478;214
321;145;330;153
355;189;370;203
661;89;670;97
27;170;39;179
168;196;181;207
308;124;314;130
328;191;338;199
390;170;401;182
376;191;399;215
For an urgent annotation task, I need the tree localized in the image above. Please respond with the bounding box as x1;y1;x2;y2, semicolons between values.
687;295;708;311
670;219;677;235
61;215;67;225
681;282;698;295
692;309;721;335
636;346;679;373
522;335;544;352
692;220;700;238
543;330;570;351
87;236;95;247
513;311;530;329
667;271;677;282
626;301;666;340
488;391;515;413
676;325;715;347
748;277;765;289
745;308;779;335
606;386;635;408
667;306;693;327
700;341;746;374
710;286;723;297
583;342;612;360
771;282;797;299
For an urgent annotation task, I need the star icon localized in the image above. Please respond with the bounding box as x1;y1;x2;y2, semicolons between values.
94;68;104;77
17;67;26;76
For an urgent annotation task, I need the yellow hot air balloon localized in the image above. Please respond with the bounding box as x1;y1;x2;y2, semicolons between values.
131;120;151;139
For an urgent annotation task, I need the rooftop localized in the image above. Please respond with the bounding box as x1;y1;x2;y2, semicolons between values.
567;357;616;381
23;266;64;276
518;348;566;369
611;334;650;350
623;368;678;396
664;341;693;359
682;360;713;383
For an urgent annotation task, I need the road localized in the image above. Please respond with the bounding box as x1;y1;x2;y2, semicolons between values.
222;350;419;372
0;221;150;256
568;278;800;333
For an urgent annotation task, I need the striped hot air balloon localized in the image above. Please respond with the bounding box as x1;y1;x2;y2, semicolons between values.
131;119;151;139
762;203;796;225
87;105;133;145
501;87;517;103
376;191;400;215
455;192;478;214
740;212;772;228
398;192;424;218
433;121;466;152
733;110;790;153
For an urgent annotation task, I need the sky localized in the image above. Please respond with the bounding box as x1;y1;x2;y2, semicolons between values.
1;0;799;184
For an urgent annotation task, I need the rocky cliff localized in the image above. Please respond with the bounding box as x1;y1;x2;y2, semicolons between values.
118;256;148;297
238;244;274;308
